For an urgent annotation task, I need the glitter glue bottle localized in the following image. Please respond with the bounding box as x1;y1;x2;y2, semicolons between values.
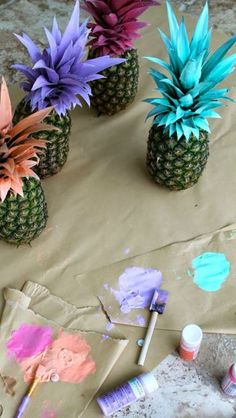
221;364;236;396
179;324;203;361
96;372;158;416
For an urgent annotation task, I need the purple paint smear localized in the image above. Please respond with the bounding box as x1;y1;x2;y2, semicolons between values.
6;324;53;361
124;247;130;254
106;322;114;331
111;267;163;313
136;315;146;326
100;335;110;343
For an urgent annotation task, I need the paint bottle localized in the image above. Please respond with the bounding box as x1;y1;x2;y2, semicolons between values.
221;364;236;396
179;324;203;361
97;372;158;416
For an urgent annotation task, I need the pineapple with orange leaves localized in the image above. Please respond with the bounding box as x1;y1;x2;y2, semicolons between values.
0;77;55;245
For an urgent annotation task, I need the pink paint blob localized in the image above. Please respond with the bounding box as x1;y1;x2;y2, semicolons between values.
20;330;96;384
110;267;163;313
6;324;53;361
41;407;57;418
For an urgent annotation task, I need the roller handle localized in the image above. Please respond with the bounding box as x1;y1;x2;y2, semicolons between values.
138;311;158;366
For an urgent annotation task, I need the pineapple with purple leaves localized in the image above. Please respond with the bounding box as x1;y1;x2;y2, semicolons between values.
12;1;125;178
83;0;159;116
145;1;236;190
0;77;55;245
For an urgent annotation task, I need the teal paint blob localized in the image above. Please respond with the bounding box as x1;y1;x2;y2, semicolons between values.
191;252;231;292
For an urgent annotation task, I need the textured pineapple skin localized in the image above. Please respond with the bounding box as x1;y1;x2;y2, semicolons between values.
13;100;71;178
89;48;139;115
147;125;209;190
0;178;47;245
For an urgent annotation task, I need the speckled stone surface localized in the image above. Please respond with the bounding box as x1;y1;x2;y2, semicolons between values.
114;336;236;418
172;0;236;35
1;1;236;417
0;0;80;83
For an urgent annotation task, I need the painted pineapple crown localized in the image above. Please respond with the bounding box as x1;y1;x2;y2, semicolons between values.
0;77;55;202
82;0;160;56
12;1;125;116
145;1;236;141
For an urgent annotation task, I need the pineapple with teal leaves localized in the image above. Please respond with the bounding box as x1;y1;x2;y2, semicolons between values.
145;1;236;190
12;1;125;178
83;0;159;116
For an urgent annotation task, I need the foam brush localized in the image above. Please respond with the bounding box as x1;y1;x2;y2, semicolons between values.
138;289;169;366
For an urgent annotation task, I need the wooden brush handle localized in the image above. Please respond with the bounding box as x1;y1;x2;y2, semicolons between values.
138;311;158;366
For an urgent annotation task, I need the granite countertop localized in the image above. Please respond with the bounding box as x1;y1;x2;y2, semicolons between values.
173;0;236;35
1;1;236;417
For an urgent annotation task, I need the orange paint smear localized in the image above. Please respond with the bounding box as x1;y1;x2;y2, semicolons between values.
20;330;96;384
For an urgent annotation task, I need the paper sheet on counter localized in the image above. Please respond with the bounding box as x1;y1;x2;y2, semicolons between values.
0;282;127;418
0;3;236;417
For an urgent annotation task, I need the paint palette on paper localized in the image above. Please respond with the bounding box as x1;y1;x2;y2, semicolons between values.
6;324;96;385
99;266;166;327
0;284;128;418
190;252;231;292
97;225;236;333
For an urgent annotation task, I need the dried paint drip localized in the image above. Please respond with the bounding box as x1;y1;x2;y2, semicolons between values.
191;252;231;292
20;330;96;383
124;247;130;254
109;267;163;313
0;375;16;396
7;324;53;360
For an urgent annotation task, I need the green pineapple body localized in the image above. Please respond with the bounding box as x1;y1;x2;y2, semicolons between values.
0;178;47;245
89;49;139;115
147;125;209;190
13;100;71;178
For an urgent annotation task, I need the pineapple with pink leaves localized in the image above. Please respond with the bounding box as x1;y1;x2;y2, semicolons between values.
0;77;55;245
83;0;159;115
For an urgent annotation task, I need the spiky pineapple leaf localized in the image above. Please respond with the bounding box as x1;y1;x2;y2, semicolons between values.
202;34;236;79
180;52;204;90
177;18;190;64
190;3;208;53
0;81;56;202
166;0;179;45
13;1;126;115
144;1;236;141
83;0;159;56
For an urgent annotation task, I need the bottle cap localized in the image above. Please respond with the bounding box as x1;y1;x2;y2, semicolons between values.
139;372;159;394
231;364;236;379
50;373;59;383
181;324;202;348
